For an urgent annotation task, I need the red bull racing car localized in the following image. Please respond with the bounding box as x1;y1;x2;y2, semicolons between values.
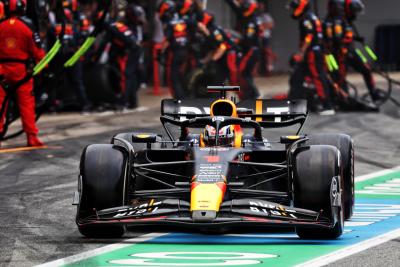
74;86;354;239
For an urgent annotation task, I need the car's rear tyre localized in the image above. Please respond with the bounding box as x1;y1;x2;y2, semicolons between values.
306;134;354;219
77;144;128;238
294;145;344;239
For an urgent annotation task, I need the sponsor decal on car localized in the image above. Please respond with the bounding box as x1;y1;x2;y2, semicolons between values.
113;200;162;218
247;201;298;219
331;176;342;207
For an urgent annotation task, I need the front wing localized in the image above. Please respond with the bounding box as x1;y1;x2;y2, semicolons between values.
77;199;333;230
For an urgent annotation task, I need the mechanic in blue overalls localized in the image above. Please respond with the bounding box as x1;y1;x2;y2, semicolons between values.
287;0;335;115
50;0;91;112
324;0;349;95
196;11;239;87
95;12;140;110
225;0;262;99
341;0;382;103
176;0;202;68
158;0;196;99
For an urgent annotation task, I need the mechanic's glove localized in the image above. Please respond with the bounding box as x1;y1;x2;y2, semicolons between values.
0;75;10;93
289;53;303;67
354;36;365;43
156;50;167;66
42;69;55;81
199;57;209;66
203;61;219;75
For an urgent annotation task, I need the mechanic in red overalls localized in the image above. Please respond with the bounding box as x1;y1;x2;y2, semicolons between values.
0;1;4;21
0;0;45;147
287;0;335;115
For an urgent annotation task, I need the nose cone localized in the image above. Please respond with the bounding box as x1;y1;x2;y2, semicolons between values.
192;210;217;222
190;182;226;222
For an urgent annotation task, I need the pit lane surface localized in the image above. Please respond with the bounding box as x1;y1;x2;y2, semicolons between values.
1;91;400;266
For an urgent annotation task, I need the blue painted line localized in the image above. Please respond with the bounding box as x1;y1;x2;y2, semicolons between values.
145;198;400;246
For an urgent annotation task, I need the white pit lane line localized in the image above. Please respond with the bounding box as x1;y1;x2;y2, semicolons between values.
35;166;400;267
35;233;169;267
355;166;400;182
296;228;400;267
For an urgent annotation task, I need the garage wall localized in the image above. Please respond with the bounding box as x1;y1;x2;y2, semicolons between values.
207;0;235;28
208;0;400;71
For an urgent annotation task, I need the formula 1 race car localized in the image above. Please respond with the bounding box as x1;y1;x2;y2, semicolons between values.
74;86;354;239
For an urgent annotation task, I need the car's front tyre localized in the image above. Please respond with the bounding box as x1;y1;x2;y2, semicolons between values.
306;134;354;219
76;144;128;238
293;145;344;239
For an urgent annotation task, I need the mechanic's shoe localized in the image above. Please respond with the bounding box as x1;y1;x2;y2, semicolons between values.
318;109;336;116
365;101;380;111
318;102;336;116
27;134;45;147
81;104;92;116
371;89;387;105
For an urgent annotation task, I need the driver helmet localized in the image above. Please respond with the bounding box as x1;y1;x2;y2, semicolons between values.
203;125;235;146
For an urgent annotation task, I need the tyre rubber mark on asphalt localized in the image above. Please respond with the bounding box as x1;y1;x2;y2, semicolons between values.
36;167;400;267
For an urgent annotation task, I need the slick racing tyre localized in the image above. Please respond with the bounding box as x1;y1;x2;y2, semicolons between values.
84;63;117;104
294;145;344;239
306;134;355;220
77;144;128;238
186;63;223;98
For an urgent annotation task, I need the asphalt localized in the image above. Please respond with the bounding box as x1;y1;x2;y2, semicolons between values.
0;75;399;266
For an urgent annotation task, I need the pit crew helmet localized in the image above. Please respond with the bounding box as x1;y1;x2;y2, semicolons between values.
126;4;146;25
0;1;5;20
240;0;259;18
203;125;235;147
286;0;310;19
327;0;345;17
63;0;78;12
158;0;176;23
177;0;195;16
4;0;26;16
197;11;215;28
344;0;365;21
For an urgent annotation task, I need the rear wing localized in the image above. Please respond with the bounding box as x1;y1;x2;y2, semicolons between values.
161;98;214;120
237;99;308;128
161;98;308;129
